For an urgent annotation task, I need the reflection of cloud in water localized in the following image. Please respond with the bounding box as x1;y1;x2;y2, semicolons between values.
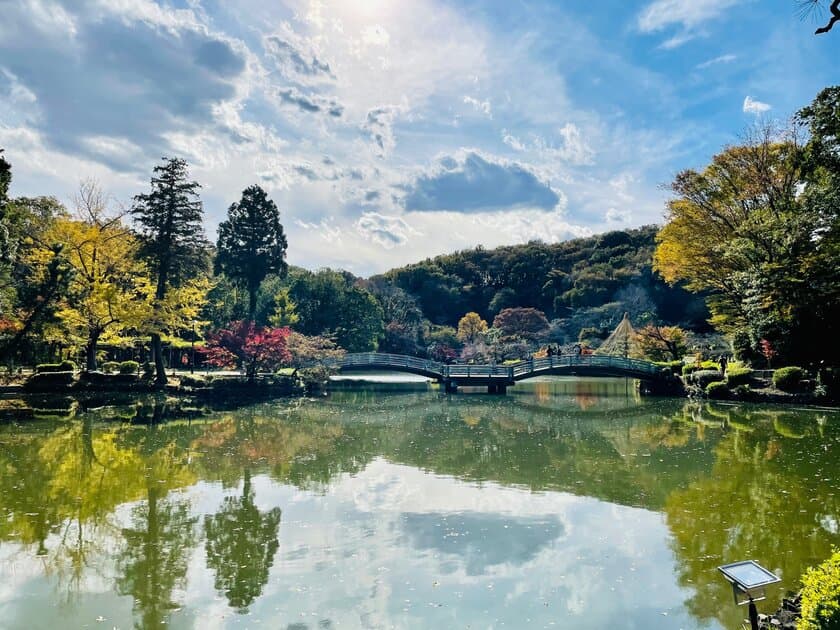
401;511;564;575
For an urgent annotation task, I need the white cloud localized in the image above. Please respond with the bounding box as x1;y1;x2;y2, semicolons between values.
463;95;492;118
355;212;416;248
0;0;711;274
743;95;771;114
502;131;527;152
362;105;404;157
294;218;344;244
637;0;741;32
606;207;631;224
501;125;594;166
696;53;736;68
659;30;696;49
264;32;335;81
557;123;595;166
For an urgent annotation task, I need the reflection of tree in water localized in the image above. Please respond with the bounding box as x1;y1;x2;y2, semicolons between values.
665;408;840;629
116;485;197;629
204;469;281;613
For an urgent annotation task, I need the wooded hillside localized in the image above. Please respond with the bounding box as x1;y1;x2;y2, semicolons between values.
374;225;709;331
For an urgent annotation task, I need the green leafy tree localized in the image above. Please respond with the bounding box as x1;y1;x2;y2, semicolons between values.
132;158;208;384
3;243;74;363
204;470;282;613
268;287;299;328
800;548;840;630
655;114;839;366
215;186;288;322
290;269;384;352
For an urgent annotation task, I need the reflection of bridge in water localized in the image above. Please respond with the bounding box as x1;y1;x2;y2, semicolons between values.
335;352;666;393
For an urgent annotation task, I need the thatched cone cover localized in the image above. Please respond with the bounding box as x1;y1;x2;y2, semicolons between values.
594;312;638;357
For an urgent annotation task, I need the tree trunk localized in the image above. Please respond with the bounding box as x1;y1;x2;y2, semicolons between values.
85;330;100;372
150;332;167;386
151;261;169;386
248;287;258;324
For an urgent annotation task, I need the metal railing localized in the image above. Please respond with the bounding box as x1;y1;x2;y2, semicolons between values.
336;352;663;381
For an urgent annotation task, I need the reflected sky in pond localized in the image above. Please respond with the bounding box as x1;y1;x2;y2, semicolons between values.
0;379;838;629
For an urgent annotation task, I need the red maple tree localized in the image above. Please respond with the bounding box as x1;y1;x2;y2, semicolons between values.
205;320;292;380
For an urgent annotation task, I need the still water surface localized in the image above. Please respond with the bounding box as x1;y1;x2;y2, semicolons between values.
0;378;838;629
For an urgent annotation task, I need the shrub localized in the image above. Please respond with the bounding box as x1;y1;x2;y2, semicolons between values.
141;362;154;378
691;369;724;388
24;371;75;391
773;366;805;392
36;361;77;373
102;361;120;374
726;366;753;387
705;381;729;399
118;360;139;375
799;549;840;630
655;360;684;375
682;365;699;376
732;384;752;399
700;360;720;370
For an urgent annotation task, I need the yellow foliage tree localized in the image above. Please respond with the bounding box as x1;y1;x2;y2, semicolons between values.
457;311;488;344
48;182;154;371
653;129;803;335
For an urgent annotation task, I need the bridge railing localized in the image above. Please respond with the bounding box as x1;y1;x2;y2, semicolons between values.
510;354;662;377
336;352;663;380
444;364;512;378
336;352;444;376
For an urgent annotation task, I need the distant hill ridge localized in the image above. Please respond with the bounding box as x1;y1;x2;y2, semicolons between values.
372;225;708;330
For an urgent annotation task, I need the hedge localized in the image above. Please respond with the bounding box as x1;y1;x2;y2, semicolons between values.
102;361;120;374
726;366;753;387
24;371;74;390
799;549;840;630
35;361;77;373
773;366;805;392
655;361;684;375
705;381;729;399
118;360;139;375
682;365;699;376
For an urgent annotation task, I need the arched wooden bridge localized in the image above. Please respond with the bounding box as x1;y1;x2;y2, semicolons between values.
335;352;667;393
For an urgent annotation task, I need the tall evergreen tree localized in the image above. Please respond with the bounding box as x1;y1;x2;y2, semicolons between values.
0;149;10;209
215;185;288;321
132;158;207;385
0;149;13;265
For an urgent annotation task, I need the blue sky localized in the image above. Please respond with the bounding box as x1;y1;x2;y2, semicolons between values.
0;0;837;274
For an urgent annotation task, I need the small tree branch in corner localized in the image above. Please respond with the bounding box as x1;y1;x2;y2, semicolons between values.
814;0;840;34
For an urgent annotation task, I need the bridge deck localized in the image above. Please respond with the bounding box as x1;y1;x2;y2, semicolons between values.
336;353;665;386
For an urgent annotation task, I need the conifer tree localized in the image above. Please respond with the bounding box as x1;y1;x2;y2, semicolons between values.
132;158;207;384
215;185;288;322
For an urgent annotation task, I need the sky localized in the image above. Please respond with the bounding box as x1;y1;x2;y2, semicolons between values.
1;0;837;276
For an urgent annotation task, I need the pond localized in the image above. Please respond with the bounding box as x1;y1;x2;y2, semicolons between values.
0;378;838;629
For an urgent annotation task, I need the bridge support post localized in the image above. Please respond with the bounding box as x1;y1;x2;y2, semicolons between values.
444;379;458;393
487;383;507;394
